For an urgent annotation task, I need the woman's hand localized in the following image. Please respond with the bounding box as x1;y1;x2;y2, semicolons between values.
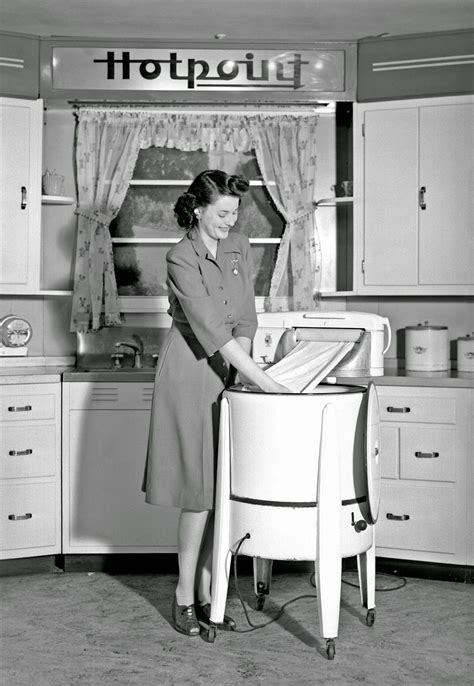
259;377;292;394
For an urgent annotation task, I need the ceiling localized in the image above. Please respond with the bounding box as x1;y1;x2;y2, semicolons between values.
1;0;473;42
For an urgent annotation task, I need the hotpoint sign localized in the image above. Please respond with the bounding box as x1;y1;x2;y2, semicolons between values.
51;48;346;92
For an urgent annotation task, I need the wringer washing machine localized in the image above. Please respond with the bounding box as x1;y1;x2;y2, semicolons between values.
207;312;390;659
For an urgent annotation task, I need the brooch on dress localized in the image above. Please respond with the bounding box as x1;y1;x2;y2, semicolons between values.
231;257;239;276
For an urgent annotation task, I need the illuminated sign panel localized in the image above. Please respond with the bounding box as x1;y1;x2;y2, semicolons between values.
52;48;345;92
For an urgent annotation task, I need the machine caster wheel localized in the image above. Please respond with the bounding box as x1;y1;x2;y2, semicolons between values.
326;639;336;660
366;609;376;626
206;624;217;643
255;594;266;611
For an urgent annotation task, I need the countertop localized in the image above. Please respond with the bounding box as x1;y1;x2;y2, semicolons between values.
1;362;473;388
0;366;70;384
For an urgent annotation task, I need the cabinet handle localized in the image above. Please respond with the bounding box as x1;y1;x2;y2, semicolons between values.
7;405;32;412
419;186;426;210
387;406;411;413
8;513;33;521
21;186;27;210
386;513;410;521
415;451;439;458
8;449;33;456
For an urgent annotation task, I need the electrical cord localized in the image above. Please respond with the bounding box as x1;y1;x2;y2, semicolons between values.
309;569;407;591
232;534;317;634
229;533;407;633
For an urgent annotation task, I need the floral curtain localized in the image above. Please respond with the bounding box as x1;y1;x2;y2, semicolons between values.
249;115;320;311
70;109;320;331
71;110;144;331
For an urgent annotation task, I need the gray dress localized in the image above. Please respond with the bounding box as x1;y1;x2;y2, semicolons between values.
143;230;258;511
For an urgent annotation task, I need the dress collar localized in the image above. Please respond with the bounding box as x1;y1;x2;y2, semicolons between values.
187;230;241;259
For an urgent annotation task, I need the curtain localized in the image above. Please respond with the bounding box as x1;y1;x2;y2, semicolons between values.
70;109;320;331
249;115;320;311
71;110;144;331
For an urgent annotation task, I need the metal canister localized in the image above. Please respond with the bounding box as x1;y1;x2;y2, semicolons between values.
457;334;474;372
405;323;449;371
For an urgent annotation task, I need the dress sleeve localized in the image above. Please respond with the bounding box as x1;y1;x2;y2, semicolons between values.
232;235;258;341
167;250;233;357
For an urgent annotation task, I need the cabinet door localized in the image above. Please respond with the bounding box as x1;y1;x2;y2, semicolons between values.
64;408;179;553
0;97;42;293
419;103;474;286
363;107;419;286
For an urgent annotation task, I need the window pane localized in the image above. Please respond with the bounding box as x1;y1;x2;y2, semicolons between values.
114;245;169;296
251;244;279;296
133;148;210;180
110;186;184;239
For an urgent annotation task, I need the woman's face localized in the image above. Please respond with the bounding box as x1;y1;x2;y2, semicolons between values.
197;194;239;245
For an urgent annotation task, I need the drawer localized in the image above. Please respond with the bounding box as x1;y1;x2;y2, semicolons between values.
0;424;56;479
380;426;398;479
400;427;455;482
379;395;455;424
0;482;57;551
377;482;455;554
1;392;56;422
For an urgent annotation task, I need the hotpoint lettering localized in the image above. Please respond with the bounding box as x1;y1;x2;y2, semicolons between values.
92;51;310;89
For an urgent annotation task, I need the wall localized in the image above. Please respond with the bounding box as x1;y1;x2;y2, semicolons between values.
347;297;474;365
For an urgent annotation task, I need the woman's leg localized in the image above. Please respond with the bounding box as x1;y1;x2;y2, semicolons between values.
195;514;214;605
175;509;211;606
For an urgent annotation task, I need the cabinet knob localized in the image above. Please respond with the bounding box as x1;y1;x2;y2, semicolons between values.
8;513;33;521
415;451;439;458
386;513;410;521
21;186;27;210
8;449;33;456
8;405;32;412
387;406;411;413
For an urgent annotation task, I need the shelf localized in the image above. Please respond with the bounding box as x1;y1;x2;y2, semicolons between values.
314;197;353;207
42;195;75;205
111;237;281;244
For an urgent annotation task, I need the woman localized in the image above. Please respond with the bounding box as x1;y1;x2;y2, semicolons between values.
143;169;287;637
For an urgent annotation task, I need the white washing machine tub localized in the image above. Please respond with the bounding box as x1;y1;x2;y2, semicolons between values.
209;382;381;657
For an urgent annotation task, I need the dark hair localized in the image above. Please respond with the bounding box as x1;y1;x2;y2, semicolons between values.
173;170;249;230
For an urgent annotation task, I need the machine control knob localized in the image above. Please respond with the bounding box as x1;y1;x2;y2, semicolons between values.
351;512;368;533
354;519;368;533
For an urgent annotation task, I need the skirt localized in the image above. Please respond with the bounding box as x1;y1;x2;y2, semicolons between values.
143;325;233;511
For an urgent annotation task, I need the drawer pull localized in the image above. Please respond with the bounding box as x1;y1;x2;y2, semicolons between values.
415;451;439;458
8;449;33;456
7;405;32;412
8;513;33;521
386;513;410;521
387;406;411;413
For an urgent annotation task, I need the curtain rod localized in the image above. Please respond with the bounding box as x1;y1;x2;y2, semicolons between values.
69;102;334;116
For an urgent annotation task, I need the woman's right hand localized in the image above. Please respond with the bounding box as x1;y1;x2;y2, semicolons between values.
259;377;292;394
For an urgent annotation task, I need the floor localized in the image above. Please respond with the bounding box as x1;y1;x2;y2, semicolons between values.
1;566;472;686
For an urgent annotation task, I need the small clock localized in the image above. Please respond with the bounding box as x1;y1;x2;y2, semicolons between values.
0;315;33;348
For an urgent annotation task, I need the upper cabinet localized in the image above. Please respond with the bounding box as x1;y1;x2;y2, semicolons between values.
0;32;40;98
0;97;43;294
354;96;474;296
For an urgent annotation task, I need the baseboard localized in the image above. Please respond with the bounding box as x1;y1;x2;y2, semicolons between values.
1;553;472;583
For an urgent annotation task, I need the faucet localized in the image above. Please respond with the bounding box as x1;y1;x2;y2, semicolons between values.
115;337;143;368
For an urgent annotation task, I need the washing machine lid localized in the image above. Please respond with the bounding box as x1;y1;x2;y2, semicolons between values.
365;381;381;524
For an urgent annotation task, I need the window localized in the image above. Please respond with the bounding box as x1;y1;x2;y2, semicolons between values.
110;147;284;307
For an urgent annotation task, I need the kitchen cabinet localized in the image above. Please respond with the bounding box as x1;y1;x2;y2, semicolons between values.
0;381;61;559
375;385;471;565
62;381;179;553
0;97;43;294
0;32;40;99
354;96;474;296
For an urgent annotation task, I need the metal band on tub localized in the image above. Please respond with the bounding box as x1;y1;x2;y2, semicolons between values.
229;495;367;507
